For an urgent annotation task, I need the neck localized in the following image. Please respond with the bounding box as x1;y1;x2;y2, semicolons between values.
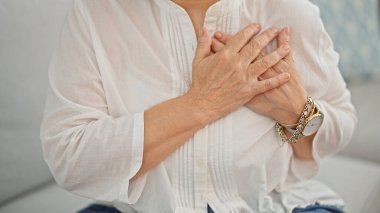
171;0;219;37
171;0;219;11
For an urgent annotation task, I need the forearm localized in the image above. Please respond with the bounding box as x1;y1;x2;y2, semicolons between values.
288;131;315;160
131;93;210;180
282;96;315;161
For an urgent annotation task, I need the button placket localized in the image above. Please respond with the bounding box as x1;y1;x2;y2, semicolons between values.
193;124;209;211
157;0;246;211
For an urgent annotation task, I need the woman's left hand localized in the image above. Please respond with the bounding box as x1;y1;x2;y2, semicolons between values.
211;27;308;125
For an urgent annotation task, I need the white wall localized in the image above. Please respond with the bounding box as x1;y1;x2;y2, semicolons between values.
0;0;73;204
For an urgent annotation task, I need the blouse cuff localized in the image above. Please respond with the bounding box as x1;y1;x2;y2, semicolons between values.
118;111;148;204
290;100;330;181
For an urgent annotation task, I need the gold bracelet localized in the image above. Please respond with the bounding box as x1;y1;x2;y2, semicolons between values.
276;96;314;144
279;100;316;129
281;102;316;134
280;122;297;128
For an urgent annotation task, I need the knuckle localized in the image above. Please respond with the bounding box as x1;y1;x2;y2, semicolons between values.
240;48;252;60
265;79;272;90
260;57;271;70
258;51;266;59
250;39;262;51
238;72;248;83
242;27;254;40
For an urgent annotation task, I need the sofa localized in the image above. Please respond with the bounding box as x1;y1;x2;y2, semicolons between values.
0;0;379;213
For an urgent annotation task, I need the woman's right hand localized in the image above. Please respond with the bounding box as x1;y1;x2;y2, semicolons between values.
186;23;291;125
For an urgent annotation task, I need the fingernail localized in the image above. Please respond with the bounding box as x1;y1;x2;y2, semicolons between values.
252;23;261;32
270;28;278;35
246;24;257;34
255;24;261;30
284;73;290;80
285;27;290;35
282;44;290;52
214;32;222;39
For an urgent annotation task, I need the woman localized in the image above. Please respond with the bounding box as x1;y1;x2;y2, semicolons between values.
40;0;357;212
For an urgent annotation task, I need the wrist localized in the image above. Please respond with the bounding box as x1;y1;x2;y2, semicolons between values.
276;96;324;145
275;96;315;144
277;94;308;125
181;89;217;127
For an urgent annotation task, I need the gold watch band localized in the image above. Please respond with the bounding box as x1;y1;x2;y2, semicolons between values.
280;99;316;129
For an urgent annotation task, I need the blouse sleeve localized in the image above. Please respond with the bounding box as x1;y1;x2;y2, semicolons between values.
40;0;147;204
275;0;358;190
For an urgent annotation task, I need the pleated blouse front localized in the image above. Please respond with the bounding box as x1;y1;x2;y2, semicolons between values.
40;0;357;212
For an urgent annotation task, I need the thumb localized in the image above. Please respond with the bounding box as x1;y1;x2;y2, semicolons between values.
193;26;212;65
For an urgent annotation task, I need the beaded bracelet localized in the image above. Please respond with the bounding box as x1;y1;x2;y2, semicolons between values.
275;96;314;145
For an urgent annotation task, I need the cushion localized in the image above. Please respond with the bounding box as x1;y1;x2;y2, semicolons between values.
315;155;380;213
0;181;92;213
341;82;380;164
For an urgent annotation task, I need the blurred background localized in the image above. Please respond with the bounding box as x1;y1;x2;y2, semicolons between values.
0;0;379;213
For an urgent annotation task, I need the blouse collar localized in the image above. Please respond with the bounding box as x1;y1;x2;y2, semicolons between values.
153;0;243;17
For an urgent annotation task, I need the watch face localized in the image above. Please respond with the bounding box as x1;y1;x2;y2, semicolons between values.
303;115;323;136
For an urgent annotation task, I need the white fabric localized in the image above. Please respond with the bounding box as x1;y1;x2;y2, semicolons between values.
39;0;357;212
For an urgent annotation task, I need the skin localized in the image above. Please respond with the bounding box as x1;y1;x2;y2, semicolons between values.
179;0;316;161
179;0;318;160
212;29;316;161
131;0;313;180
178;0;316;160
171;0;218;32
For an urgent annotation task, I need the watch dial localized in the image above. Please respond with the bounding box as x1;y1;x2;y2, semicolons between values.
303;115;323;136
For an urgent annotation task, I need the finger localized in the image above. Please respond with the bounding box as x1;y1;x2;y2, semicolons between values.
278;27;294;63
239;27;279;66
277;27;290;46
214;31;231;44
258;60;289;81
250;43;290;77
253;73;290;95
211;37;225;53
193;26;212;65
223;23;261;53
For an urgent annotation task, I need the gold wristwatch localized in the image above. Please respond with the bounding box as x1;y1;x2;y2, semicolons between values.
286;101;324;137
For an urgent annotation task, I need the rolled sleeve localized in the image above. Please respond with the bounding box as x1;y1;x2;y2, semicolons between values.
129;111;146;179
119;111;148;204
40;0;147;205
276;0;357;186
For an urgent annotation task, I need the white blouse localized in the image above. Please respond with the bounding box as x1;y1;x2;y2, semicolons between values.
40;0;357;212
